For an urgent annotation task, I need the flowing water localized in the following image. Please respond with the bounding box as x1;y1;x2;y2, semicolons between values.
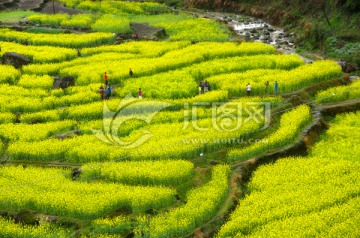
218;14;297;54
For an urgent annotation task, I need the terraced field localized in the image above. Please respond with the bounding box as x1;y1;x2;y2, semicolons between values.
0;1;359;237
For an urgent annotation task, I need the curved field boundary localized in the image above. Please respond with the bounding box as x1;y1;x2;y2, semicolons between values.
232;98;360;177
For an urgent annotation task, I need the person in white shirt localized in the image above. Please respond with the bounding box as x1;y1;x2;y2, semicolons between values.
246;83;251;96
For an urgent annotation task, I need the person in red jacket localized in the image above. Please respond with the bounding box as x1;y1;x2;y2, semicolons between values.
104;72;108;85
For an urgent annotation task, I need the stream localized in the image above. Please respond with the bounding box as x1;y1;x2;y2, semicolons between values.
203;11;297;54
180;10;314;61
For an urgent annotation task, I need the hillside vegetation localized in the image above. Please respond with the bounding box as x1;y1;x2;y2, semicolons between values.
0;0;359;237
184;0;360;68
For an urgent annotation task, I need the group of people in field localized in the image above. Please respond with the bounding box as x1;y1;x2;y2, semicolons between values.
99;70;280;100
198;80;211;94
98;72;112;100
99;69;142;100
246;81;279;96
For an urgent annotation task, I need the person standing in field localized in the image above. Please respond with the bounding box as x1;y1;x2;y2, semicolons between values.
204;80;209;93
99;85;105;100
274;81;279;95
265;81;269;94
106;85;112;99
104;72;108;85
198;81;204;94
246;83;251;96
138;88;143;99
129;68;133;77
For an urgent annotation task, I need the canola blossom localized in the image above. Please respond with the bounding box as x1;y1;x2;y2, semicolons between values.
28;13;96;29
8;113;263;163
0;217;70;238
217;110;360;237
228;105;312;162
0;112;15;124
0;41;78;63
0;166;176;219
0;65;20;84
90;216;132;236
58;42;278;87
216;157;360;237
144;165;230;238
17;74;54;89
310;111;360;162
18;90;228;123
81;160;194;186
0;28;115;48
117;54;304;99
0;15;352;237
208;60;342;96
315;80;360;104
0;120;76;142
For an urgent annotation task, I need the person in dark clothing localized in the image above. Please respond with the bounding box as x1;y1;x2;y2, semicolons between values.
129;68;133;77
204;80;210;93
274;81;279;95
106;85;112;99
99;85;105;100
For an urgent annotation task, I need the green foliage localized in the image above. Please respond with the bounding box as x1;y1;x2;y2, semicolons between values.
0;10;35;22
130;13;194;25
73;0;170;15
325;36;360;66
155;18;230;42
130;14;230;42
91;14;131;33
24;27;66;34
61;14;96;29
0;140;3;156
341;0;360;12
57;0;80;8
27;13;69;27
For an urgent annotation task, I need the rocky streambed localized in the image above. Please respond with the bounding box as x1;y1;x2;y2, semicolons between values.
198;11;298;55
230;19;296;54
